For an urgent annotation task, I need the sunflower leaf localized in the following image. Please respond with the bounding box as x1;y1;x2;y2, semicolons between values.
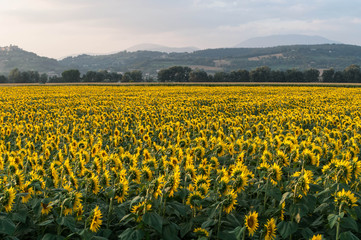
0;216;16;235
142;212;163;233
277;221;297;239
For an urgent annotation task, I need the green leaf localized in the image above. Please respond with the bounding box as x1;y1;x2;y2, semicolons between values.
41;234;65;240
58;216;77;233
327;214;339;229
230;226;245;240
38;219;54;226
279;192;293;205
118;228;144;240
339;231;360;240
314;203;329;213
341;217;358;232
310;215;324;227
201;219;216;228
180;221;193;238
315;187;330;197
143;212;163;233
0;216;16;235
11;206;28;223
301;227;314;240
162;222;180;240
277;221;298;239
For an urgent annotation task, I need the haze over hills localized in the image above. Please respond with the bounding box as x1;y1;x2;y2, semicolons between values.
236;34;340;48
1;39;361;76
126;43;199;53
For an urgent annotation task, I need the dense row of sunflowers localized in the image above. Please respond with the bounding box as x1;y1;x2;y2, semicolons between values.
1;85;361;239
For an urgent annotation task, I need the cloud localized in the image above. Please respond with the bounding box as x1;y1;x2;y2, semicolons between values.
1;0;361;58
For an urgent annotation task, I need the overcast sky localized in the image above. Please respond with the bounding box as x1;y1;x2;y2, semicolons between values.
1;0;361;59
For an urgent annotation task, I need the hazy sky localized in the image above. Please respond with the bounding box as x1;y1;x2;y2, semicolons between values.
1;0;361;59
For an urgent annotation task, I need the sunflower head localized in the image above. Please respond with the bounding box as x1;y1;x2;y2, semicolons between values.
223;190;237;214
334;189;358;209
245;211;259;236
89;205;103;232
193;227;209;238
2;187;16;212
264;218;277;240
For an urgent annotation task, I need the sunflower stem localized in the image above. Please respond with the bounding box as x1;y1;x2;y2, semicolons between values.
216;204;223;240
336;202;343;240
107;197;113;229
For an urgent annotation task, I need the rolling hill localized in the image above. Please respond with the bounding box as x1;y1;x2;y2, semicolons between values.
1;43;361;76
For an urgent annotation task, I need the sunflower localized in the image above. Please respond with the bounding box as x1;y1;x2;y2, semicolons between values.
13;169;25;187
292;170;313;197
128;166;141;184
223;190;237;214
261;150;273;163
231;171;249;193
20;182;35;203
141;166;153;181
193;227;209;238
131;201;152;222
275;151;289;167
301;148;319;167
269;163;282;186
152;175;165;199
168;166;181;197
185;162;196;179
217;176;230;196
114;178;129;203
334;189;358;209
245;211;258;237
88;174;100;195
186;191;204;210
2;187;16;212
264;218;277;240
335;159;353;183
351;157;361;178
193;174;211;191
309;234;323;240
89;205;103;232
41;201;53;215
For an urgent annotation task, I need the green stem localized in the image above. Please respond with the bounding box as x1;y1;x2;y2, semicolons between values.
217;205;223;240
107;197;113;229
336;202;344;240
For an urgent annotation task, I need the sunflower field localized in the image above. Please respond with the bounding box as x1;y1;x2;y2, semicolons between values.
1;85;361;240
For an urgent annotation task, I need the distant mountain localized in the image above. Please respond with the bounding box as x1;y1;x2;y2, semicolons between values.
126;43;199;53
2;43;361;76
236;34;340;48
0;45;62;75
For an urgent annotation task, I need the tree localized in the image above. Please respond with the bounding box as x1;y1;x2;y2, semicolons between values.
304;68;320;82
121;70;143;82
129;70;143;82
8;68;21;83
83;71;98;82
189;69;209;82
213;72;229;82
285;69;304;82
157;66;191;82
322;68;335;82
334;71;345;83
344;64;361;83
0;75;7;83
229;70;250;82
250;66;271;82
61;69;80;82
270;70;285;82
40;73;48;84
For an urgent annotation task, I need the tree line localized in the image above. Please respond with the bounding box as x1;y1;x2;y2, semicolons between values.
0;69;148;84
157;64;361;83
1;64;361;83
